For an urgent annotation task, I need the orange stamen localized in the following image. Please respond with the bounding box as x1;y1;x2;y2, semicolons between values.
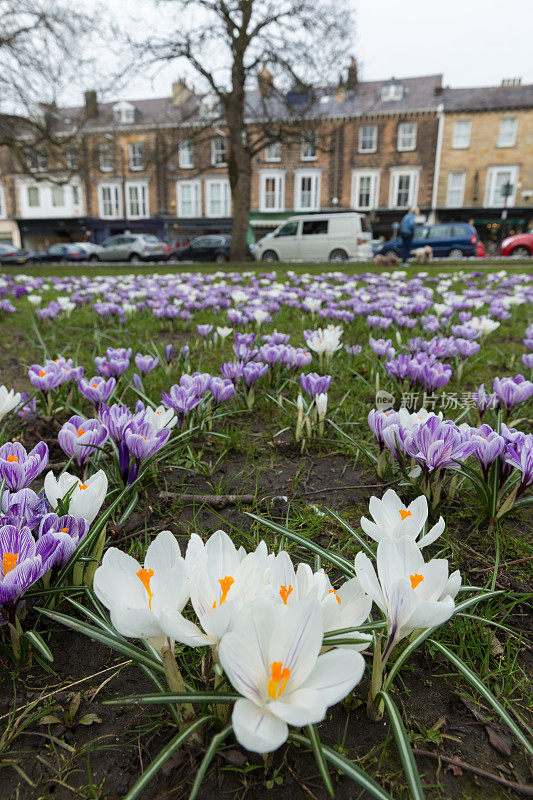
2;552;18;574
399;509;412;521
279;585;293;605
218;576;234;605
267;661;290;699
329;588;342;605
78;483;88;490
410;573;424;590
136;567;154;608
39;370;46;377
77;428;86;436
60;527;69;533
6;455;18;463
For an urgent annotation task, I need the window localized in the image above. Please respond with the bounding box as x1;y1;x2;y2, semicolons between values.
113;102;135;124
98;184;121;217
51;186;65;207
27;148;48;172
498;117;517;147
0;185;5;218
389;168;419;209
452;120;471;149
351;170;380;210
206;179;230;216
397;122;417;151
300;131;317;161
178;139;194;169
129;143;144;170
27;187;40;207
72;185;80;205
429;225;452;239
446;172;466;207
302;219;328;235
126;182;149;218
358;125;378;153
177;180;201;217
264;141;281;162
381;83;403;101
66;145;78;169
99;144;114;172
485;166;519;207
276;221;298;237
211;137;227;166
294;171;321;211
259;171;285;212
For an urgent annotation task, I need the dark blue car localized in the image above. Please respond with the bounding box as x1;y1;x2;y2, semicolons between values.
376;222;478;260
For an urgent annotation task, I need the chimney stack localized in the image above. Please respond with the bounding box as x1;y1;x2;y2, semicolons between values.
172;80;193;105
84;90;98;118
258;64;275;97
345;57;358;90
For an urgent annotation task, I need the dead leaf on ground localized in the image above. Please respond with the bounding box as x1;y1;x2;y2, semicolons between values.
445;760;463;777
485;725;512;757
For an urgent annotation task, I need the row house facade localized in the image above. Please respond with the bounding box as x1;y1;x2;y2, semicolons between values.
0;71;531;250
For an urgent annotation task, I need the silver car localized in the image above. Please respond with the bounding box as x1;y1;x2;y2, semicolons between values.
98;234;168;263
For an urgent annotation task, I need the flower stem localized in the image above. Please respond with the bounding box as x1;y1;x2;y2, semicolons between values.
161;644;195;726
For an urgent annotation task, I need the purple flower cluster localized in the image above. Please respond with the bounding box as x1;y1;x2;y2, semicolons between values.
29;358;83;392
58;415;109;467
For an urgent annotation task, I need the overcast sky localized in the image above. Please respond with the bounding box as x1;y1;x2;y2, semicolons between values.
89;0;533;101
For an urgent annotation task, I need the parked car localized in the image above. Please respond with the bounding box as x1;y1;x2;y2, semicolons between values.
0;244;35;264
169;234;247;262
500;232;533;257
34;243;88;263
73;241;104;262
375;222;479;260
253;212;373;262
97;234;168;262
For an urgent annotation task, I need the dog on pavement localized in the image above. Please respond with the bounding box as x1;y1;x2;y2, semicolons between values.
412;246;433;264
374;253;399;267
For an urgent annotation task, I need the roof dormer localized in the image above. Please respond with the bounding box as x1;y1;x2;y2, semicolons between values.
380;78;404;102
112;100;136;124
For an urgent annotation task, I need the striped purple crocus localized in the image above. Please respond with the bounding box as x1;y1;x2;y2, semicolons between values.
493;375;533;409
58;415;109;467
37;513;89;565
0;442;49;491
78;376;116;406
0;524;61;616
135;353;159;375
123;421;170;462
299;372;332;399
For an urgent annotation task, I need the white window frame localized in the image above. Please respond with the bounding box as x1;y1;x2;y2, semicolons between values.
98;183;122;218
397;122;417;152
497;117;517;148
294;169;321;211
264;141;281;162
178;139;194;169
389;167;420;209
99;144;114;172
484;165;519;207
351;170;380;210
205;178;230;217
27;186;40;208
358;125;378;153
452;120;471;149
300;131;318;161
51;185;65;207
259;170;285;212
113;102;135;124
176;180;201;217
125;181;149;218
129;142;144;171
211;137;227;167
381;84;403;101
446;172;466;207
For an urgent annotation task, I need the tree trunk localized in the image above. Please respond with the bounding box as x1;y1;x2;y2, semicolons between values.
226;52;252;263
228;149;251;263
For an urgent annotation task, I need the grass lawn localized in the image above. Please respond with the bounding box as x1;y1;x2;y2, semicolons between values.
0;261;531;800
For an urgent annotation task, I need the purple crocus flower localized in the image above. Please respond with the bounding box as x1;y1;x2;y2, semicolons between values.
28;363;65;392
235;332;255;347
37;513;90;564
123;421;170;462
418;362;452;392
404;417;476;472
242;362;268;386
454;339;481;359
94;356;130;378
135;353;159;375
493;375;533;409
0;524;61;613
132;373;143;391
165;344;173;364
98;403;135;444
209;377;236;405
522;353;533;369
180;345;190;361
221;361;244;384
262;331;290;345
505;434;533;494
106;347;132;360
17;393;36;419
0;442;49;491
78;376;116;406
162;385;202;424
368;409;400;450
466;423;506;479
180;372;211;397
345;345;362;357
58;415;109;467
233;343;258;362
369;338;393;359
299;373;332;399
1;489;45;531
474;383;497;418
197;324;213;337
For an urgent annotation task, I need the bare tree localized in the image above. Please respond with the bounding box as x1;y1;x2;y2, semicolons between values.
136;0;354;261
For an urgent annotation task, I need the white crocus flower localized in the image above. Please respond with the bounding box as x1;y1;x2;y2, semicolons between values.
143;405;177;431
361;489;445;549
315;392;328;420
253;309;269;325
44;469;108;523
27;294;42;306
355;536;460;658
216;326;233;339
397;407;443;431
0;386;22;422
219;596;365;753
93;530;203;652
161;530;271;649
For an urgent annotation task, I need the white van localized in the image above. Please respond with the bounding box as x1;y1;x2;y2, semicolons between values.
252;212;373;262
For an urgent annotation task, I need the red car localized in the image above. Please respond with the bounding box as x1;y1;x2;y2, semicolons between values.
500;233;533;257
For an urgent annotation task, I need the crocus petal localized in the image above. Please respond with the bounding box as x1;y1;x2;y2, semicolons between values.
232;698;288;754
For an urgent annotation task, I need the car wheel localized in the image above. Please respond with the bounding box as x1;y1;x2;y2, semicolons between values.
329;248;348;262
129;254;141;264
448;248;464;259
214;253;228;263
511;246;531;257
261;250;279;262
89;254;99;263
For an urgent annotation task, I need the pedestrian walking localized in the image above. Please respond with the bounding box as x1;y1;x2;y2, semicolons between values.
399;205;418;264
